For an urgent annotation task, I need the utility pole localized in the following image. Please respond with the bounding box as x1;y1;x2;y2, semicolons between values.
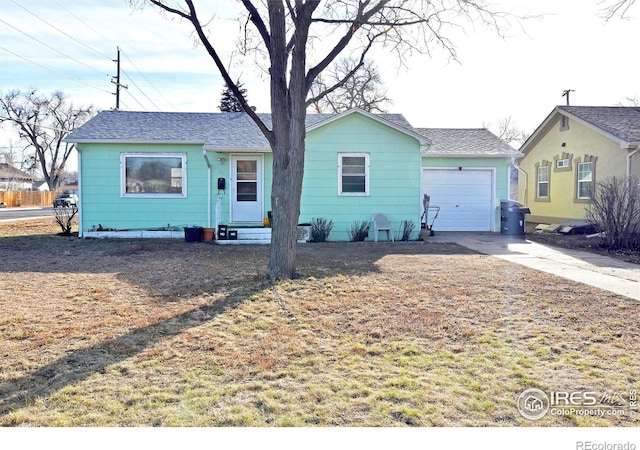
562;89;575;106
111;47;128;110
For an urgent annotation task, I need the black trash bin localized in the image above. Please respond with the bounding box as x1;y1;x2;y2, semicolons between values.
500;200;530;236
184;226;203;242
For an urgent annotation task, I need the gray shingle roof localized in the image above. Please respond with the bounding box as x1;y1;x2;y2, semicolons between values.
66;110;418;148
415;128;518;156
0;163;32;181
559;106;640;143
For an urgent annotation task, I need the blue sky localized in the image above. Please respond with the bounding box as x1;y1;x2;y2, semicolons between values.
1;0;639;153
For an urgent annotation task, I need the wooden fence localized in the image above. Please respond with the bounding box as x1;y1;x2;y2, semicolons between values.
0;191;56;208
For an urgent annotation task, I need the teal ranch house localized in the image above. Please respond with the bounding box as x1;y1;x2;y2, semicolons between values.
65;108;519;241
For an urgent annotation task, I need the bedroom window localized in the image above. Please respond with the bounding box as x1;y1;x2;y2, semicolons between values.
577;161;593;199
338;153;369;195
121;153;187;197
536;165;549;199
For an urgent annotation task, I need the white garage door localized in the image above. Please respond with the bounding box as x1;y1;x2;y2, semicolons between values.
422;168;494;231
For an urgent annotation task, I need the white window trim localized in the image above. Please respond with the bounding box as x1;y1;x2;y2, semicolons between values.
121;152;187;198
577;161;593;199
537;165;549;198
338;152;370;196
556;159;569;169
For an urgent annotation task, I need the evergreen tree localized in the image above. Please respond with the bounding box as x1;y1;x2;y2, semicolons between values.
219;82;254;112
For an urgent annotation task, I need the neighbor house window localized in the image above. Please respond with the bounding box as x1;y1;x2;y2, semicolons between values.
560;116;569;131
338;153;369;195
536;165;549;199
577;161;593;199
121;153;187;197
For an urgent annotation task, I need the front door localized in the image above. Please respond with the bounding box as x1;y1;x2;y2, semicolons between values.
230;154;263;223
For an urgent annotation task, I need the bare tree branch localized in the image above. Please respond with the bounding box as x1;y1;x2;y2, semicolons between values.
0;90;93;190
150;0;274;145
599;0;636;20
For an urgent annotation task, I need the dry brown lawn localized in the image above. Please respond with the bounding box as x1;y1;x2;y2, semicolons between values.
0;217;638;426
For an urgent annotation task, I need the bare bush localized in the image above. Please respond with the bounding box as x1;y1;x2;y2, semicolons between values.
586;176;640;251
53;206;78;235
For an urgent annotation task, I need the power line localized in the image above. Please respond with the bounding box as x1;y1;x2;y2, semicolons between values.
10;0;113;61
121;88;148;111
0;17;110;78
0;115;74;134
121;69;161;111
0;44;112;95
120;50;178;111
52;0;118;51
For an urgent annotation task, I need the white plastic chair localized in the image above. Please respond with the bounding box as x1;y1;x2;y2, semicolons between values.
372;213;394;242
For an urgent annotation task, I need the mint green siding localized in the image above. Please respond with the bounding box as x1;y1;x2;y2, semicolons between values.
301;114;422;241
78;113;422;241
421;156;512;229
79;143;210;231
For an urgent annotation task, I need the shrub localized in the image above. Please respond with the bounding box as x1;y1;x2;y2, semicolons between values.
398;220;416;241
586;176;640;251
348;220;370;242
54;206;78;236
310;217;334;242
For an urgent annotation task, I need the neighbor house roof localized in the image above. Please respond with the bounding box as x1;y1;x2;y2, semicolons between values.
560;106;640;143
415;128;520;158
0;163;32;181
65;109;425;149
520;106;640;154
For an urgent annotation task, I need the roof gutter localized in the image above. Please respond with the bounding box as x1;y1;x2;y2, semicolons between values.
422;152;523;158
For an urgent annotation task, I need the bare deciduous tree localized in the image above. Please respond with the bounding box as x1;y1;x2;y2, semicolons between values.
0;90;93;191
144;0;522;280
599;0;636;19
308;58;391;113
484;116;529;147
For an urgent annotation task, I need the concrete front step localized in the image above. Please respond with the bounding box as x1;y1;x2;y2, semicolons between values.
216;227;271;245
216;226;311;245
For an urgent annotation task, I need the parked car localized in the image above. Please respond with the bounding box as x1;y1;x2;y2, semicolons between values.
0;201;6;208
53;193;78;208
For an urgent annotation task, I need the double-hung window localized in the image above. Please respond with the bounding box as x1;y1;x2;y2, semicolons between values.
338;153;369;196
121;153;187;198
577;162;593;199
536;165;549;199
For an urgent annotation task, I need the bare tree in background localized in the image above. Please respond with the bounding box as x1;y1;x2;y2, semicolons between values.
0;90;93;191
308;58;392;113
484;116;529;147
144;0;524;280
599;0;636;19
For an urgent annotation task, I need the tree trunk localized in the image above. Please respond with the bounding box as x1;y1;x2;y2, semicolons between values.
265;2;311;280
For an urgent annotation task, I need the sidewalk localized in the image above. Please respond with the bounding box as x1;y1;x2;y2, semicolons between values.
426;232;640;301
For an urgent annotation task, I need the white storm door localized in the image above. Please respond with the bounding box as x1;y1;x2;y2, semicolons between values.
230;155;263;222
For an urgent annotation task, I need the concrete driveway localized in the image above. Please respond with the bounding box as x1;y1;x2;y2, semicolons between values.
426;232;640;301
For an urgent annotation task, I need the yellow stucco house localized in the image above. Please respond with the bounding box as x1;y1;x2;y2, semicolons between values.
517;106;640;224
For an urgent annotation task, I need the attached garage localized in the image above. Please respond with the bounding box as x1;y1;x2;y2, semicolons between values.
422;168;495;231
416;128;522;233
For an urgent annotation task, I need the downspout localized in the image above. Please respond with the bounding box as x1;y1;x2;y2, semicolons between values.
513;157;529;205
76;145;83;237
203;149;212;228
627;146;639;177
